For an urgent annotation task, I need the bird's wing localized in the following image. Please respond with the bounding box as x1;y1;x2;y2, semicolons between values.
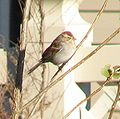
42;35;62;62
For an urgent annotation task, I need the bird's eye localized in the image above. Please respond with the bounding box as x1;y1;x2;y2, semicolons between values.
116;68;120;72
65;34;72;39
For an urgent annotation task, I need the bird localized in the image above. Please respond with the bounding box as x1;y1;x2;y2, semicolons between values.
28;31;76;74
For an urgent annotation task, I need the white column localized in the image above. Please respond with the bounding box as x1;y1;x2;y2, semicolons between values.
62;0;93;118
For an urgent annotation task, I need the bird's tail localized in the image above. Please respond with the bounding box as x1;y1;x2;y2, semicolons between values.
28;60;42;74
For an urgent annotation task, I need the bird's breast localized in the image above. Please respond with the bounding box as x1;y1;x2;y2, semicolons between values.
52;42;76;65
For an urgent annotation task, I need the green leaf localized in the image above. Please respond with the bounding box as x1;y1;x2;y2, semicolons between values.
113;65;120;79
113;73;120;79
101;64;112;78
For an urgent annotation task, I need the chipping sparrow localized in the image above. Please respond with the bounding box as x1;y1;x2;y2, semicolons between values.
28;31;76;74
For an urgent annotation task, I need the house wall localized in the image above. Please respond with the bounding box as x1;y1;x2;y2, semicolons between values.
0;1;10;83
0;0;10;48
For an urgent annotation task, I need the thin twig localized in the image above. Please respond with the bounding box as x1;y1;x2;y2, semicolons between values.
63;76;112;119
26;94;45;119
18;0;24;14
108;80;120;119
76;0;108;50
50;78;72;119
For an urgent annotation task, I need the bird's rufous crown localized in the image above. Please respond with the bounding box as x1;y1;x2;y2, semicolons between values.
62;31;76;40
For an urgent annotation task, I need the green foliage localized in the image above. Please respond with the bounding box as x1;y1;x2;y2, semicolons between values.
101;64;112;78
101;65;120;79
113;66;120;79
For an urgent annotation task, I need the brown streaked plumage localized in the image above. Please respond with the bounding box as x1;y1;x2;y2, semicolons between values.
28;31;76;74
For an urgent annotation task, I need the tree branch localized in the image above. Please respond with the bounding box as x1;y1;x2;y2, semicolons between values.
63;77;112;119
108;80;120;119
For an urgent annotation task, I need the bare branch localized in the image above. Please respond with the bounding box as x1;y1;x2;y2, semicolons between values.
14;0;33;118
108;80;120;119
76;0;109;50
63;77;112;119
